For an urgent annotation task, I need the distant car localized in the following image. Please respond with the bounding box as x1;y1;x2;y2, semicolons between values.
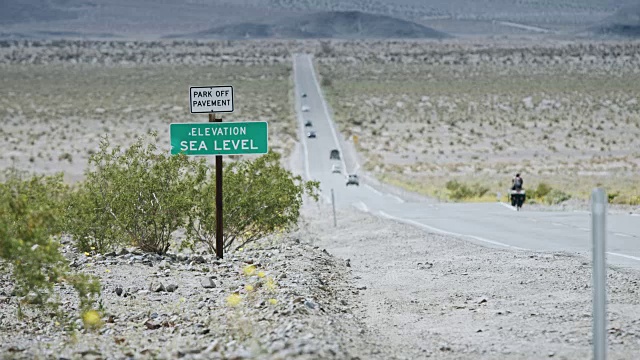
304;120;313;127
346;174;359;186
301;105;310;112
302;93;307;98
331;164;342;174
330;149;340;160
307;130;317;138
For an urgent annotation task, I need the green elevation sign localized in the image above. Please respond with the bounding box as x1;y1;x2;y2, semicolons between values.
170;122;268;156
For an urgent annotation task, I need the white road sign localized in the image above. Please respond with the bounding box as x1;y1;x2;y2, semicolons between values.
190;85;234;113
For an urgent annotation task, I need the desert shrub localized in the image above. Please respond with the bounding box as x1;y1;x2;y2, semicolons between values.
0;171;100;316
445;180;489;201
544;189;572;205
610;193;640;205
530;182;552;199
66;133;207;254
185;151;319;254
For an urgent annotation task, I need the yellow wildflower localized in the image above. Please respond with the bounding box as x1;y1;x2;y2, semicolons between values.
81;310;102;330
268;298;278;305
257;271;266;278
226;293;242;307
245;284;254;292
265;277;277;292
242;265;256;276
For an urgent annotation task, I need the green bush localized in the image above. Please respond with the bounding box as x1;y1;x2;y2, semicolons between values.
530;182;552;199
0;170;100;316
445;180;489;201
185;151;319;254
66;133;207;254
544;189;571;205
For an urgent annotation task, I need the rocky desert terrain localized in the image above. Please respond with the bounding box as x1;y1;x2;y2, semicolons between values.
0;40;301;182
316;40;640;204
2;35;640;359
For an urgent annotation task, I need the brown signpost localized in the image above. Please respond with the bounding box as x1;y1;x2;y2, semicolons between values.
172;86;268;258
190;86;234;259
210;113;224;259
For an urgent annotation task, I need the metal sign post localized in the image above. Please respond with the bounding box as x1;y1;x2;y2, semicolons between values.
591;188;607;360
210;113;224;259
173;85;268;259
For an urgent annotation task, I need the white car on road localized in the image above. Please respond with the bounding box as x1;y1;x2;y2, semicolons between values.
301;105;310;112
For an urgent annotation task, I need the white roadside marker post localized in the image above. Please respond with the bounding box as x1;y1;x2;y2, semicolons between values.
331;188;337;227
591;188;607;360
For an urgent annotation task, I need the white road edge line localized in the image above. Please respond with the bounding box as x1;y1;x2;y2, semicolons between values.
496;21;553;34
607;252;640;262
352;201;369;213
614;233;633;238
306;55;348;173
498;202;516;211
364;184;382;196
378;210;529;251
388;194;405;203
293;55;311;180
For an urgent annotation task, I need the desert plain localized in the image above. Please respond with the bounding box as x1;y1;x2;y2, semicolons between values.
1;37;640;359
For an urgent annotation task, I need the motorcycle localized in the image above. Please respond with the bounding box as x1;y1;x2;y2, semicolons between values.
509;188;526;211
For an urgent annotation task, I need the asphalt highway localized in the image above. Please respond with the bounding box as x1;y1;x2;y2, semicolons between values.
292;54;640;270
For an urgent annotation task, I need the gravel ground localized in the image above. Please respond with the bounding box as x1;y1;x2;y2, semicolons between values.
302;202;640;359
0;232;389;360
2;199;640;359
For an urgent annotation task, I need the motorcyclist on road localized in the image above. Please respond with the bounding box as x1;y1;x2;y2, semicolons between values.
512;173;523;191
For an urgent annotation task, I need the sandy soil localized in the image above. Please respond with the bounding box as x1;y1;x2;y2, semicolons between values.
302;202;640;359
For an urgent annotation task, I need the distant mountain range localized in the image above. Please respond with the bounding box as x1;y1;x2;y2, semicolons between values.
168;11;449;39
591;5;640;37
0;0;639;39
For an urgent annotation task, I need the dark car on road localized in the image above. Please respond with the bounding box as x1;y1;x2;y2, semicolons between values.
330;149;340;160
304;120;313;127
346;174;359;186
307;130;317;138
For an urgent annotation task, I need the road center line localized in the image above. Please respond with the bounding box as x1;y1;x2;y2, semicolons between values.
378;211;529;251
293;56;311;180
607;252;640;262
306;55;348;173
